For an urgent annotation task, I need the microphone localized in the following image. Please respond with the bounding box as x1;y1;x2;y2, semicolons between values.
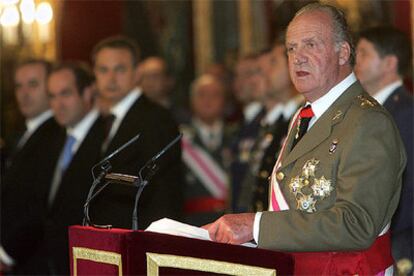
132;133;183;230
138;133;183;178
93;132;141;176
83;132;141;227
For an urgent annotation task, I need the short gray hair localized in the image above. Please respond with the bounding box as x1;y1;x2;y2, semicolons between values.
190;74;225;99
294;3;355;66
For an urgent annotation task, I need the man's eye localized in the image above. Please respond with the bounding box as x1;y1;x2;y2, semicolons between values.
306;42;315;48
28;80;39;88
97;67;107;74
115;67;126;73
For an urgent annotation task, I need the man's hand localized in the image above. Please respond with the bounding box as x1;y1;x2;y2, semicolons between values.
202;213;255;244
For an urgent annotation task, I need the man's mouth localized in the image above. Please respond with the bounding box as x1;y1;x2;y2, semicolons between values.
296;71;310;77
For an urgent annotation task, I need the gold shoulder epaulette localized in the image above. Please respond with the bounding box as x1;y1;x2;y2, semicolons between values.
357;94;378;108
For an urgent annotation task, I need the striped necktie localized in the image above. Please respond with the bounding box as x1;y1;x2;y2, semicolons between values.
291;105;314;149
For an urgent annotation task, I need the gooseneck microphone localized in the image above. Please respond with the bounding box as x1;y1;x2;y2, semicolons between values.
131;133;183;230
83;132;141;227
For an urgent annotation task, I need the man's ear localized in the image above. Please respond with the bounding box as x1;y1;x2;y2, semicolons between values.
82;84;95;106
135;63;143;85
338;42;351;66
383;55;398;74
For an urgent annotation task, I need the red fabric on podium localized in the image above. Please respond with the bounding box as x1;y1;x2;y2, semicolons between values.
69;226;294;275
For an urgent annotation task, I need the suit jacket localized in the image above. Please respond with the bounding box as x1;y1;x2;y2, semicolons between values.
1;118;63;267
35;116;106;275
383;86;413;265
91;94;183;229
258;82;406;252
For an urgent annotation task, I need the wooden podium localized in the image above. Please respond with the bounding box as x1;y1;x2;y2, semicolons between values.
69;225;294;275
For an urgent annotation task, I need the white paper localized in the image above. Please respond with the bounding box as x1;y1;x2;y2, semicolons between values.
145;218;257;248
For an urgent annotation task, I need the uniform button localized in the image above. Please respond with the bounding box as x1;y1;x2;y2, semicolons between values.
276;172;285;181
256;186;264;194
259;170;269;179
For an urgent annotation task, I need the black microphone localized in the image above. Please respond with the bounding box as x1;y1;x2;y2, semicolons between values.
138;133;183;178
83;132;141;227
94;132;141;175
132;133;183;230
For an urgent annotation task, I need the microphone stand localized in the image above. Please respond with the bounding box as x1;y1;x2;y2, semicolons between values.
131;163;158;230
83;161;112;226
131;134;182;230
82;132;141;227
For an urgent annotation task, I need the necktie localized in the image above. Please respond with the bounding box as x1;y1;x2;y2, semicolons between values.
48;134;76;205
60;135;76;171
103;113;116;138
16;125;29;149
291;105;314;149
101;114;116;153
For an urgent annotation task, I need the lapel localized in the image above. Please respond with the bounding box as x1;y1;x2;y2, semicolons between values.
281;82;363;168
106;96;142;155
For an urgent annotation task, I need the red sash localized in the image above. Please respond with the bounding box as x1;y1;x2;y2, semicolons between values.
292;232;393;275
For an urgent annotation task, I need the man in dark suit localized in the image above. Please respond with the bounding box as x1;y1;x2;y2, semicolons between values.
204;4;406;274
355;26;413;274
29;62;105;275
0;59;62;272
90;36;183;230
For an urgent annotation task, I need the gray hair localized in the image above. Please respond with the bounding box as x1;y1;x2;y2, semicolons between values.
294;3;355;66
190;74;225;99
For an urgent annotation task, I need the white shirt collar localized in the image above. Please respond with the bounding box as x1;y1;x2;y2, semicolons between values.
66;109;99;153
243;102;262;123
110;87;142;121
263;103;284;125
193;118;223;150
26;110;53;134
372;80;403;105
308;72;357;128
108;87;142;140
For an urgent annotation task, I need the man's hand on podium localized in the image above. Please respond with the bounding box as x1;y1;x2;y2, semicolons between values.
202;213;255;245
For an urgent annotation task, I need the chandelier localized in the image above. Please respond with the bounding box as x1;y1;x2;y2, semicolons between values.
0;0;53;46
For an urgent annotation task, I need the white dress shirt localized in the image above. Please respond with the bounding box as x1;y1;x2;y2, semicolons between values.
193;118;223;151
48;109;99;205
263;103;284;126
372;80;402;105
107;88;142;142
243;102;262;123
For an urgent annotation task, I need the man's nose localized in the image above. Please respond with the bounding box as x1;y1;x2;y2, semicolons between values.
293;51;307;65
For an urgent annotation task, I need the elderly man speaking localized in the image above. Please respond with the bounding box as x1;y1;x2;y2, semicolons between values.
203;3;406;275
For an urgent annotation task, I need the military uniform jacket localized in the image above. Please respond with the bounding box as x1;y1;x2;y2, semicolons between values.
181;122;234;226
258;81;406;252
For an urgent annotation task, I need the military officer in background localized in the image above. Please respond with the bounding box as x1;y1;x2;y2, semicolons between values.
238;37;302;212
181;74;235;226
204;3;406;275
230;54;266;213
